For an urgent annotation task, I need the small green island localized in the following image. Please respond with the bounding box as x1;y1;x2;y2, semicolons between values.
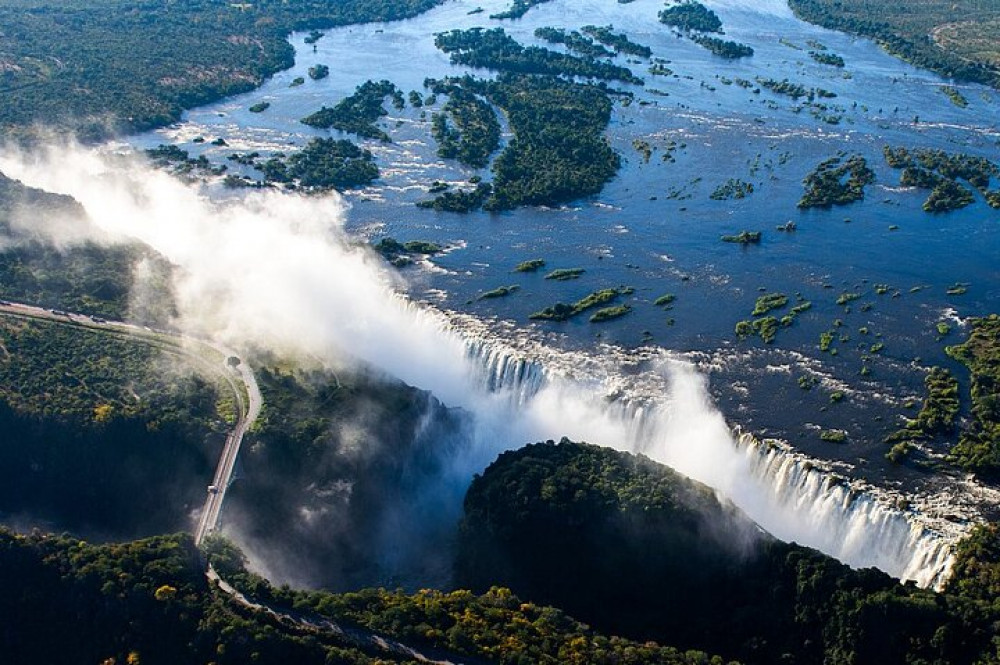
514;259;546;272
301;79;403;142
721;230;762;244
884;146;999;212
798;154;874;208
544;267;586;281
308;63;330;80
530;287;631;321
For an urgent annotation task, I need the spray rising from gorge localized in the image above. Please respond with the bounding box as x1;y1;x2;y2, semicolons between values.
0;143;961;587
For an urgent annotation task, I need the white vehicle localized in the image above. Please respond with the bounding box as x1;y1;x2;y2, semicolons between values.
208;485;219;494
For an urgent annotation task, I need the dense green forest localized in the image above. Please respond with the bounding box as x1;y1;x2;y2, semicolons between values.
945;315;1000;478
0;0;443;137
0;527;736;665
534;27;616;59
430;88;502;168
883;146;1000;212
424;74;620;210
658;1;723;33
301;80;404;142
0;317;227;536
798;154;875;208
788;0;1000;88
455;439;1000;665
250;138;380;191
581;25;653;58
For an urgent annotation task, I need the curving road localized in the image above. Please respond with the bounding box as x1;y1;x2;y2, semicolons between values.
2;300;486;664
194;349;261;545
0;300;260;546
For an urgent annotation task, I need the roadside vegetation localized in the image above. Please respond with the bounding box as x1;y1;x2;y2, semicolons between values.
0;317;227;536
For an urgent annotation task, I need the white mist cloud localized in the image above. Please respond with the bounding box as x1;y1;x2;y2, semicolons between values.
0;143;946;586
0;143;481;406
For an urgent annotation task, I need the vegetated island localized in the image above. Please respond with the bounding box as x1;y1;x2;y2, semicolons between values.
710;178;754;200
581;25;654;58
720;230;761;244
514;259;546;272
529;287;631;321
798;153;875;208
884;146;1000;212
658;1;755;59
945;315;1000;478
423;73;621;211
658;1;723;33
301;80;404;142
736;294;812;344
434;27;643;85
308;63;330;80
884;367;959;465
225;138;379;191
534;27;615;59
430;88;501;168
489;0;554;20
372;237;442;267
810;50;845;67
544;267;586;281
479;285;520;300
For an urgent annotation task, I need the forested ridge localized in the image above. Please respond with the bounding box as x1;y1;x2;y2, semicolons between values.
0;527;735;665
456;439;1000;665
788;0;1000;88
0;0;444;137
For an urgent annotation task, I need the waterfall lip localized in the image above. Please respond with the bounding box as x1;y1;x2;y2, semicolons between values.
408;295;996;590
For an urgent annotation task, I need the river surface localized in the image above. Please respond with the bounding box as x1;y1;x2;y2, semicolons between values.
132;0;1000;488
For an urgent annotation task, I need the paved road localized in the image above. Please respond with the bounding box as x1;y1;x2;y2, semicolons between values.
194;350;261;545
2;301;487;664
0;300;260;546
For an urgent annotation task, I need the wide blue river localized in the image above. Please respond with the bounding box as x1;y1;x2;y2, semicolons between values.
133;0;999;481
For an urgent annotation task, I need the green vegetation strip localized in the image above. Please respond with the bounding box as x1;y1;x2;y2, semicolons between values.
945;315;1000;478
787;0;1000;89
530;287;629;321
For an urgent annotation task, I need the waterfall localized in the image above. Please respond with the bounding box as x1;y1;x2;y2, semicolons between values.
428;305;965;589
